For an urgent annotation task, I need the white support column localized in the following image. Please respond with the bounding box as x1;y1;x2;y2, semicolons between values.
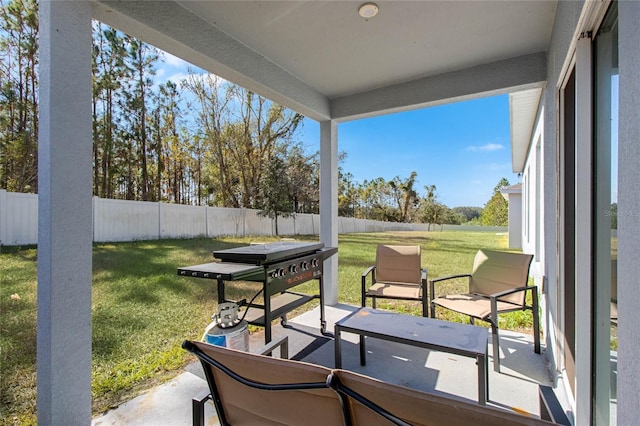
573;34;593;426
320;120;339;305
37;2;93;424
618;1;640;424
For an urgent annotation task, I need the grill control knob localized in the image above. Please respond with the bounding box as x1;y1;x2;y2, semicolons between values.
311;258;319;267
278;268;287;277
289;264;298;273
300;261;309;270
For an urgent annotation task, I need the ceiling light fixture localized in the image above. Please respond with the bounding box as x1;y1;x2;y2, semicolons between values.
358;2;379;19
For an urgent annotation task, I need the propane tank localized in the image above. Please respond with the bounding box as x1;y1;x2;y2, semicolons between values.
203;302;249;351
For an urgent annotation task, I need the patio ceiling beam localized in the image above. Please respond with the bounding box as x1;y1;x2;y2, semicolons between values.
92;0;331;121
330;52;547;122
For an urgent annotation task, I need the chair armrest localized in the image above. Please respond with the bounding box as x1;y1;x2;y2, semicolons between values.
256;335;289;359
327;375;412;426
361;265;376;292
429;274;471;302
421;268;428;285
489;284;536;300
488;285;537;319
361;265;375;279
429;273;472;284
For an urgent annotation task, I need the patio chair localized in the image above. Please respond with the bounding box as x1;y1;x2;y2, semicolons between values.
361;245;428;317
182;338;346;426
429;250;539;372
330;369;557;426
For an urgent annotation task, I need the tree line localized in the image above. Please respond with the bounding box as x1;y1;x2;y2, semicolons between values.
0;0;510;227
1;0;315;211
338;170;507;227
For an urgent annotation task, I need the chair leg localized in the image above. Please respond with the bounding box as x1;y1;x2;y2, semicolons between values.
532;288;541;354
491;321;501;373
372;297;377;309
192;391;212;426
361;275;368;309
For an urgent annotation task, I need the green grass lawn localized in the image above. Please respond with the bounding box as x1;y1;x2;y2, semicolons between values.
1;230;530;424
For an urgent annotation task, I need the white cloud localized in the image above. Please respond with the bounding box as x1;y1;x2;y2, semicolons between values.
466;143;504;152
165;72;191;86
152;69;187;89
162;52;190;69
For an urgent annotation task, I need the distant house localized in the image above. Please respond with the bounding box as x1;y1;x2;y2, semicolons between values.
500;183;522;249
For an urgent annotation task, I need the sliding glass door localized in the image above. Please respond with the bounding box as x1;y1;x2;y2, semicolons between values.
593;3;618;424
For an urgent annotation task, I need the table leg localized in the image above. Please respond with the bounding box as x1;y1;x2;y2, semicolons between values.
359;335;367;366
334;326;342;368
477;352;487;405
319;277;330;336
216;278;225;304
264;286;272;344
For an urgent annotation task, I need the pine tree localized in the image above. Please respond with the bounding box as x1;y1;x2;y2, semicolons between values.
0;0;39;192
480;178;510;226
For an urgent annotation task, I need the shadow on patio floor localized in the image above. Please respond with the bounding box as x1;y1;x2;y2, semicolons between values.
92;304;553;426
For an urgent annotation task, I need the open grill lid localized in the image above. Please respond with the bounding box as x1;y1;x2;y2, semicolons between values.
213;242;325;265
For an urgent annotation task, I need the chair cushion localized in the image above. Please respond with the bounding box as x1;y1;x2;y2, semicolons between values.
375;245;422;284
432;293;521;320
367;282;421;299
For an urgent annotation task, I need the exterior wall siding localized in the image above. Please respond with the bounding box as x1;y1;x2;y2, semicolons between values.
526;0;640;423
617;1;640;423
538;0;585;404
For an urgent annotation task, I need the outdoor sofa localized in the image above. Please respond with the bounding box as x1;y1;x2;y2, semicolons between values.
183;337;568;426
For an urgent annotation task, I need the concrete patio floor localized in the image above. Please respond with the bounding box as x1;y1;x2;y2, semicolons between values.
92;304;554;426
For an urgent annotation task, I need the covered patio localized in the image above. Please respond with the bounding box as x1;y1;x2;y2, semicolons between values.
92;304;553;425
38;1;640;425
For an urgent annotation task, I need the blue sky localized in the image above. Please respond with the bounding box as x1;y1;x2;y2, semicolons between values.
160;52;518;208
298;96;517;208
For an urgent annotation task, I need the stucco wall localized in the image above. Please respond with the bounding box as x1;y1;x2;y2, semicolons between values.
539;0;585;384
534;0;640;423
617;1;640;423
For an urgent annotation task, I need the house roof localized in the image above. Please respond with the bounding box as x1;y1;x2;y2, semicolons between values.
510;89;543;173
500;183;523;200
93;0;555;163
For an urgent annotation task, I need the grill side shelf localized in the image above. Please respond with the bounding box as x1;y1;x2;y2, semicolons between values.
177;262;265;281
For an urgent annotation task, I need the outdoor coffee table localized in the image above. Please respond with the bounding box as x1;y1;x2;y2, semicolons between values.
334;307;489;405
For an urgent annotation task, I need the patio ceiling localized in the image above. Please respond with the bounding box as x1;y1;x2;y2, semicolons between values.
92;0;557;163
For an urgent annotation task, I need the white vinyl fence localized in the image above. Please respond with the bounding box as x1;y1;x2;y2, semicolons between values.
0;190;505;246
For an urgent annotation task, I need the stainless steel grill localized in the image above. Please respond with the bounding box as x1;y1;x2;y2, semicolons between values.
178;242;338;343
